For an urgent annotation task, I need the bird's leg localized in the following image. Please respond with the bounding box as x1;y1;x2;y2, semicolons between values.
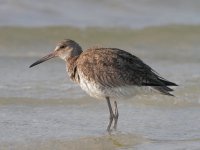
113;101;119;130
106;97;114;132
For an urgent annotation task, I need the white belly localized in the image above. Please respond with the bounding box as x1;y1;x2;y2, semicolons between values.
78;77;153;100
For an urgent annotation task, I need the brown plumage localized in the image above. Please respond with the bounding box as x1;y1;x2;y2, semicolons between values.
30;39;177;132
75;47;176;95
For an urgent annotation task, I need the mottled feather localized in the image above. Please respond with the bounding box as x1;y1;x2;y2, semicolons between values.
69;48;177;96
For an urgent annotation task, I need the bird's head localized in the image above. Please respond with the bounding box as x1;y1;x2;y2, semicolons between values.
29;39;82;68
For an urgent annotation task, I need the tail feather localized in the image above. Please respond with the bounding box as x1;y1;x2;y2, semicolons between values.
141;70;177;96
159;79;178;86
152;78;176;96
144;78;176;96
153;86;174;96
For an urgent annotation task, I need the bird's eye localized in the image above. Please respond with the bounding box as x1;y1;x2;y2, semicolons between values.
60;45;65;49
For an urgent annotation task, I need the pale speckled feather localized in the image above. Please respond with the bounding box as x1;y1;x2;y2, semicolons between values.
67;56;80;83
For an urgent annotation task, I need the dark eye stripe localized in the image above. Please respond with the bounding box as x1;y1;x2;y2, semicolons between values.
60;45;65;49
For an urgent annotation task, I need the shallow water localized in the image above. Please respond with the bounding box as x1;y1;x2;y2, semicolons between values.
1;101;200;150
0;25;200;149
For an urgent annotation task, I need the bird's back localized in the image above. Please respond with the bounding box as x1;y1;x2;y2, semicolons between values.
74;48;176;98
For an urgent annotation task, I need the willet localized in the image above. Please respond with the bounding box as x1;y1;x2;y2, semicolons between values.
29;39;177;132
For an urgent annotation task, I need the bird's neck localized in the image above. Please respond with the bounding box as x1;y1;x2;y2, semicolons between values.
65;56;80;83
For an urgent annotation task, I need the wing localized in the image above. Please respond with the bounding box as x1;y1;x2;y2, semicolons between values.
77;48;177;95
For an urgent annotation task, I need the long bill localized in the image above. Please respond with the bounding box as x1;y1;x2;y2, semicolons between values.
29;52;56;68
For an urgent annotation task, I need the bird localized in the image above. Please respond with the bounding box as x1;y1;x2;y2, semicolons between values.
29;39;177;132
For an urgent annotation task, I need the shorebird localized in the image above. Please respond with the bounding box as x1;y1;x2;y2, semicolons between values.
29;39;177;132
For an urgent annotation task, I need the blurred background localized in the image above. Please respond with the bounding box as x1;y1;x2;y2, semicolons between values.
0;0;200;149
